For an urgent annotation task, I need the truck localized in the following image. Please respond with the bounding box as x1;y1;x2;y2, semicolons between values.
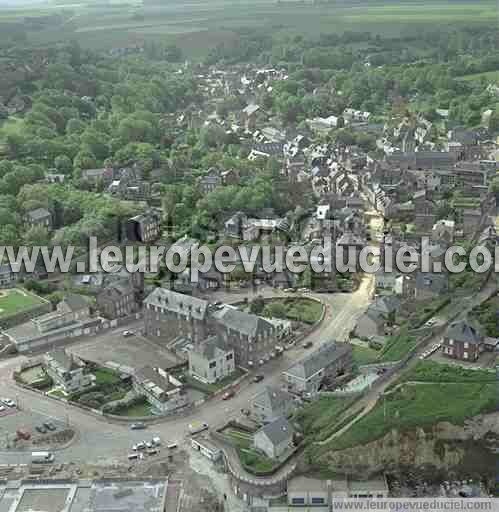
188;421;209;435
31;452;54;464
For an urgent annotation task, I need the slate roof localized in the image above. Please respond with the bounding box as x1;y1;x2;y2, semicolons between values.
144;288;208;320
415;272;448;294
284;342;351;380
61;294;89;312
256;416;294;446
369;295;400;316
194;335;229;360
253;386;293;414
213;307;275;338
445;320;482;345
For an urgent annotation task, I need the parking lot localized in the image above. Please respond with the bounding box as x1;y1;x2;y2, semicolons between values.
67;322;182;371
0;407;70;450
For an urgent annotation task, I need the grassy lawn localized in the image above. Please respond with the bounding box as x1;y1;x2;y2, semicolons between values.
295;396;357;443
0;288;46;318
93;368;123;386
398;360;496;384
113;398;152;417
352;345;379;365
239;448;277;474
378;330;418;362
263;297;323;324
284;298;323;324
224;428;253;450
321;381;496;452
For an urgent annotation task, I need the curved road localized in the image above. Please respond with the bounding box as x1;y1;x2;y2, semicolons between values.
0;278;373;466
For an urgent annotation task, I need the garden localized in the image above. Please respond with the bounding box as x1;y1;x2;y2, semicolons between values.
222;426;278;474
248;296;323;325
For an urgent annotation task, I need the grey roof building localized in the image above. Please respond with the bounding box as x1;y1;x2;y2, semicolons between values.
414;272;449;299
253;415;295;459
144;288;208;321
252;385;295;424
213;307;274;339
445;320;481;345
283;342;353;394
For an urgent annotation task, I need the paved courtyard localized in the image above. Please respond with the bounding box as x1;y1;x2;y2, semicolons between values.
67;322;182;371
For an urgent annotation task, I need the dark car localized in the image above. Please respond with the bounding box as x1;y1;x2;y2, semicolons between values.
130;422;146;430
43;421;57;431
35;425;47;434
253;374;264;383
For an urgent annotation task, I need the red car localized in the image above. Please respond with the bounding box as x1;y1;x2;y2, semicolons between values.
222;390;235;400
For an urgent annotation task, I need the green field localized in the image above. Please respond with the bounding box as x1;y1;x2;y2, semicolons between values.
295;396;357;443
316;363;497;452
458;70;499;83
378;330;418;362
352;345;379;365
0;0;496;57
0;288;46;318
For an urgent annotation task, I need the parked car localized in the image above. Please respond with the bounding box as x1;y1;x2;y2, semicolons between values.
152;436;161;446
35;425;47;434
302;341;313;349
0;398;15;408
253;374;264;383
222;390;235;400
0;405;5;413
130;422;146;430
132;442;146;451
43;421;57;431
123;330;134;337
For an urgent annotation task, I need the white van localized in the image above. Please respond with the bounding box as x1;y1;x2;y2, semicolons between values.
31;452;54;464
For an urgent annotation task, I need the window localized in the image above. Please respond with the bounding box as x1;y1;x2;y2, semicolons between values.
464;342;469;349
311;497;325;505
291;498;305;505
209;361;217;368
226;353;233;361
449;339;454;345
463;351;468;359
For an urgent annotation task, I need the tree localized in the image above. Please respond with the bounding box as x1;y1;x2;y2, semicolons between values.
73;148;97;170
66;118;85;135
22;226;51;247
489;108;499;134
249;295;265;315
54;155;73;174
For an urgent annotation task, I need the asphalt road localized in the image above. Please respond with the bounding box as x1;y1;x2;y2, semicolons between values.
0;280;372;466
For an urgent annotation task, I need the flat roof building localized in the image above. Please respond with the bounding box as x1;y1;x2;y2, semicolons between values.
0;478;169;512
